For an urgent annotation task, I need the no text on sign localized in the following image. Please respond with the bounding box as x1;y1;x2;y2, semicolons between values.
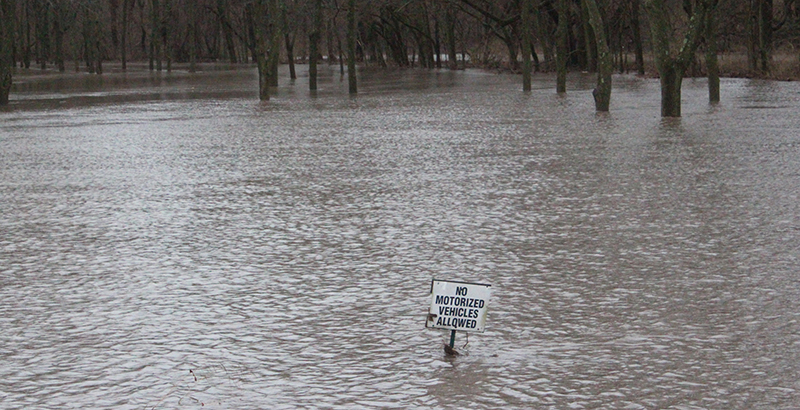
426;279;491;333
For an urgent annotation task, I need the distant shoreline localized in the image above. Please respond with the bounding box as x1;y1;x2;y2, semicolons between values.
10;51;800;83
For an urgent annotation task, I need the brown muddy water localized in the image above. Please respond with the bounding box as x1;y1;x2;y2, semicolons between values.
2;64;800;409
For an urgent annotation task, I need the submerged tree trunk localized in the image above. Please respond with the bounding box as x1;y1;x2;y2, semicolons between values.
52;2;65;73
759;0;773;73
445;8;458;70
122;0;129;70
347;0;357;94
218;0;237;63
580;0;597;72
285;34;296;80
0;0;13;105
583;0;612;111
659;64;682;116
747;0;758;72
34;0;50;70
308;0;322;90
268;0;280;87
521;0;532;91
163;0;172;72
556;0;568;93
642;0;715;117
251;1;271;100
188;0;196;72
706;6;719;102
151;0;161;71
630;0;645;75
110;0;119;60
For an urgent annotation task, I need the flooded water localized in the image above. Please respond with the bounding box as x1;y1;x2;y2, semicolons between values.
2;64;800;409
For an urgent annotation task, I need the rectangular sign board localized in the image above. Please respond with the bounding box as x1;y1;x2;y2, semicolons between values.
426;279;491;333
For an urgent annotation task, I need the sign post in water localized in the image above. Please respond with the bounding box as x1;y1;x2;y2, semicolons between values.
426;279;491;354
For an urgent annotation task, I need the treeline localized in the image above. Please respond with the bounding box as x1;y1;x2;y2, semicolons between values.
1;0;799;114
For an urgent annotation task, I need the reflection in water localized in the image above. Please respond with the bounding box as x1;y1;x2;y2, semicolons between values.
2;66;800;409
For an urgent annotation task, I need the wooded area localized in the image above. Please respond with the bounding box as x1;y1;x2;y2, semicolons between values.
1;0;799;115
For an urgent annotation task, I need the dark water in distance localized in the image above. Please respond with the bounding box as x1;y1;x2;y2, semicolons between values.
2;65;800;409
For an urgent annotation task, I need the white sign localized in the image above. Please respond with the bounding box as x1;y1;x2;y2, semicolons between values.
426;279;491;333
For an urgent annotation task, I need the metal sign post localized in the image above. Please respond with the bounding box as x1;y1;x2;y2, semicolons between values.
426;279;491;355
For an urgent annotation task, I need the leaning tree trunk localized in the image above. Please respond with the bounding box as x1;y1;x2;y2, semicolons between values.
583;0;612;111
556;0;568;93
347;0;357;94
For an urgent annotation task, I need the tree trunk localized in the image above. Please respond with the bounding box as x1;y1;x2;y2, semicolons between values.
338;30;344;75
642;0;714;117
347;0;357;94
747;0;758;72
122;0;129;70
659;64;682;117
268;0;280;87
759;0;773;73
580;0;597;72
706;6;719;102
0;0;13;105
309;0;321;90
556;0;568;93
110;0;120;60
163;0;171;72
630;0;645;75
434;16;442;69
53;3;65;73
521;0;532;91
535;7;554;71
327;18;337;65
23;2;31;69
216;0;236;64
583;0;612;111
151;0;161;71
445;8;458;70
285;33;296;80
34;0;50;70
251;1;271;100
188;0;196;72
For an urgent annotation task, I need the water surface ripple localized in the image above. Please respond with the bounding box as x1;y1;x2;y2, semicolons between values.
2;68;800;409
